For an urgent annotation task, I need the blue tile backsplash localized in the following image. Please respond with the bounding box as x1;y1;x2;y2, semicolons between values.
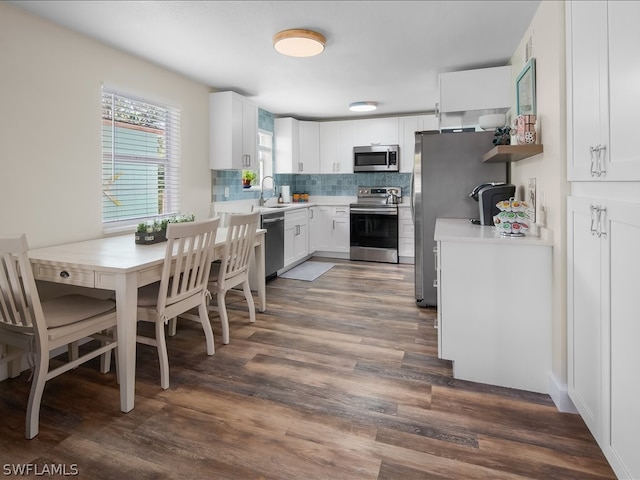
211;171;411;202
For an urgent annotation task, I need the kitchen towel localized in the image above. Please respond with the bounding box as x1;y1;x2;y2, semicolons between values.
279;261;334;282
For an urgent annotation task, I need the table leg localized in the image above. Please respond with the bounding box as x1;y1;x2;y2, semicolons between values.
115;272;138;412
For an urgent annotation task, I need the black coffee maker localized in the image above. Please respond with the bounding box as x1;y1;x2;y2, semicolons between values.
469;182;516;226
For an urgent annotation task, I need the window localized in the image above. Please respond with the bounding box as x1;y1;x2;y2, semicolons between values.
258;129;273;186
101;88;181;230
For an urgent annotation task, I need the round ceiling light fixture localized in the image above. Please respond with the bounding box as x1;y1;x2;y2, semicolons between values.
349;101;378;112
273;29;326;57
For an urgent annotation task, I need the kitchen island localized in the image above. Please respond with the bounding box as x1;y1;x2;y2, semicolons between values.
434;218;552;393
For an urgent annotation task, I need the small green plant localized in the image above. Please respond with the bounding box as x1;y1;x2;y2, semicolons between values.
242;169;257;187
135;213;195;234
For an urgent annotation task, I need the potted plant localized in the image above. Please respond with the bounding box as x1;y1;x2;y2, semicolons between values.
242;170;257;188
135;213;196;245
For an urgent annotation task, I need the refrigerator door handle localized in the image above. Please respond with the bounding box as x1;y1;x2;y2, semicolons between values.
410;170;415;223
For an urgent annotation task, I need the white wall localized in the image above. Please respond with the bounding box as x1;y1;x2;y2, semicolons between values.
508;1;571;404
0;3;212;249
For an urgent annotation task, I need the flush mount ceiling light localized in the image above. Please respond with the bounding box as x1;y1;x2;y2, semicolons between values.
349;101;378;112
273;29;326;57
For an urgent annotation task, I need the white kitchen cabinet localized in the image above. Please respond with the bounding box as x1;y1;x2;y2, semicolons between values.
275;118;320;174
309;205;349;256
438;66;511;113
330;206;350;254
398;115;437;173
298;121;320;173
319;120;356;173
209;91;258;170
275;117;299;174
566;1;640;181
434;219;552;394
398;205;414;262
310;206;332;252
567;196;640;479
284;208;309;267
354;117;399;146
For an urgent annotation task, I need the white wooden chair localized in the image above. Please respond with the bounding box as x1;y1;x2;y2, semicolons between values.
209;212;260;344
0;234;118;439
175;212;259;345
135;218;219;390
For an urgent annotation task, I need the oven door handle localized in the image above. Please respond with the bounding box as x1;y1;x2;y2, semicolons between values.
350;207;398;215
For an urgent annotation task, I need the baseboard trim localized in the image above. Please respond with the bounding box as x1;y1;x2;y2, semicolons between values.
548;371;578;413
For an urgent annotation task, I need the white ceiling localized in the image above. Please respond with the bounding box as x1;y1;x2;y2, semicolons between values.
10;0;540;120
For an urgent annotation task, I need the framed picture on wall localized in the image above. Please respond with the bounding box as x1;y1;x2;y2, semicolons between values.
516;58;536;115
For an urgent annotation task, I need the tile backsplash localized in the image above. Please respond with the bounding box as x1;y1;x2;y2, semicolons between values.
211;171;411;202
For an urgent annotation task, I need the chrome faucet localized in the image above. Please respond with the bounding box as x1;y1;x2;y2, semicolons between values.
259;176;275;206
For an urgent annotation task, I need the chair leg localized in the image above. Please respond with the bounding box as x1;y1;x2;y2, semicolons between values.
100;329;113;374
25;351;48;439
155;321;170;390
167;318;177;337
217;291;230;345
242;279;256;324
68;341;79;363
198;301;215;355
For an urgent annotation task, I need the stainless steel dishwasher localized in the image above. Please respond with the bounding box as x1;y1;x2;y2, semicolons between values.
261;210;285;279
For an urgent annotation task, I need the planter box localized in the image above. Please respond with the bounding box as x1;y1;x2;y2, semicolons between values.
135;230;166;245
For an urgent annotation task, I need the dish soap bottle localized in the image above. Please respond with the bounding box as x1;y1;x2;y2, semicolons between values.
278;192;283;204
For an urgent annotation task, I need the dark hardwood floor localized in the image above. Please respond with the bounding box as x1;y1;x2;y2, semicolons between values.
0;258;615;479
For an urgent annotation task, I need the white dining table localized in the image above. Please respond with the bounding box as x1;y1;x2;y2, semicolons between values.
27;228;266;413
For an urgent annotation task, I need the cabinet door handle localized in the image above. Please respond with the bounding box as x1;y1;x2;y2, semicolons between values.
295;224;300;236
433;246;438;271
332;220;335;230
596;206;607;238
590;204;598;235
597;144;606;176
589;146;598;177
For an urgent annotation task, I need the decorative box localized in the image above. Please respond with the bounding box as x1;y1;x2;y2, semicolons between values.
516;115;536;145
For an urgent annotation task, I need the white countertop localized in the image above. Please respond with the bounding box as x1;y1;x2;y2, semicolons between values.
434;218;553;246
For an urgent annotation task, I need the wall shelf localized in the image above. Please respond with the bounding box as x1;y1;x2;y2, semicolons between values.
483;144;544;163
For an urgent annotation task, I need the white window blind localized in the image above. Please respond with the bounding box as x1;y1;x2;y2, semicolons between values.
101;88;181;228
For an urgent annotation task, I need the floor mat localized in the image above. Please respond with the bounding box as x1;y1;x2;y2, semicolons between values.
279;261;335;281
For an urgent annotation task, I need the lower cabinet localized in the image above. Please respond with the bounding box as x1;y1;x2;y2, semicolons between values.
567;196;640;479
435;219;552;394
398;205;414;262
284;209;309;267
310;205;350;256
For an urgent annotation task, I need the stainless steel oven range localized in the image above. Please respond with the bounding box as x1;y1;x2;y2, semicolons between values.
349;187;401;264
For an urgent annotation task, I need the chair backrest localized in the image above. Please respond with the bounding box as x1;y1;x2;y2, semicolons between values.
218;212;260;287
0;234;46;342
213;203;255;227
156;218;220;314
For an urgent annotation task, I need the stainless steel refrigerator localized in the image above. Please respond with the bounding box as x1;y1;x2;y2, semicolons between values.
412;130;507;307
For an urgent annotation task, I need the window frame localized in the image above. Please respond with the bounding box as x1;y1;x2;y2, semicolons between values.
101;88;181;233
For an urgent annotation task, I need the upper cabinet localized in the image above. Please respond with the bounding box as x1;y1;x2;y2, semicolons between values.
275;117;320;174
354;117;399;146
209;91;258;170
298;121;320;173
319;120;356;173
398;115;437;172
439;66;511;114
567;1;640;181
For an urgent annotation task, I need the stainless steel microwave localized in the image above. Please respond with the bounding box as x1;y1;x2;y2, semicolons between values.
353;145;400;172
